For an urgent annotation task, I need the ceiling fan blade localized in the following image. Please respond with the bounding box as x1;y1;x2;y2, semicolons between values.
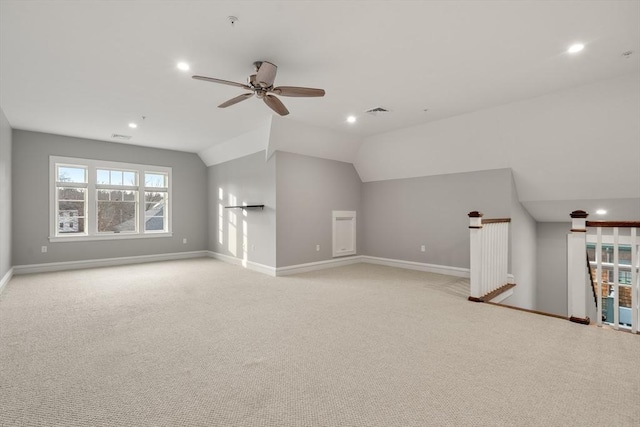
263;94;289;116
192;75;252;90
255;61;278;87
272;86;325;97
218;93;253;108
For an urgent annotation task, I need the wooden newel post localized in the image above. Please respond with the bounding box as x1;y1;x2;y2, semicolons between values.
468;211;483;302
568;210;590;324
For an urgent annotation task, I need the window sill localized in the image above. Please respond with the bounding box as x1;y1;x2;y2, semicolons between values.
49;232;173;243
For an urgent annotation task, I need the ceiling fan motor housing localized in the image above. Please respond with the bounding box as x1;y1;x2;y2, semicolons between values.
254;61;277;88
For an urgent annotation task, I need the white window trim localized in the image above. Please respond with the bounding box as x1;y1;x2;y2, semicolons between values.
50;156;172;242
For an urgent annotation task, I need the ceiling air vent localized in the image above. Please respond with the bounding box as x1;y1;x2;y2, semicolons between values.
365;106;390;116
111;134;132;141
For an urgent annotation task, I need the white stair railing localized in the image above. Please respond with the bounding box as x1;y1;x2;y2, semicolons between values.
568;210;639;333
468;211;511;302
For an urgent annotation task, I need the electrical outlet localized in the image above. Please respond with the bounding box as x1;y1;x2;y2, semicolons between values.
316;244;320;251
420;245;425;252
251;244;255;252
183;238;187;244
41;246;47;253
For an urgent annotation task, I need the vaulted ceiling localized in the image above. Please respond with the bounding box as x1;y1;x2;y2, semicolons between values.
1;1;638;153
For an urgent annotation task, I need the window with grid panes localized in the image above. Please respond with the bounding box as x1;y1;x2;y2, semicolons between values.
50;156;171;241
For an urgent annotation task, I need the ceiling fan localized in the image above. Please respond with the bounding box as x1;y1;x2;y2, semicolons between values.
192;61;325;116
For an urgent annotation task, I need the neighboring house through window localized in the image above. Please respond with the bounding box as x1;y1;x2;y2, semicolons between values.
50;156;172;241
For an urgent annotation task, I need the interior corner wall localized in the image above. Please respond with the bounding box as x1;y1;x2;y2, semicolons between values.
0;107;12;280
361;168;512;268
507;176;537;310
208;150;276;267
11;130;208;266
276;151;362;268
536;222;571;317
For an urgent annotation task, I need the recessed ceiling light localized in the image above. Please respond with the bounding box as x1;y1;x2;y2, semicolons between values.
128;123;138;129
567;43;585;54
596;209;607;215
177;62;190;71
346;116;357;123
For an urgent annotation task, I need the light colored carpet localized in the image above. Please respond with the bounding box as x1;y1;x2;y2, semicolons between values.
1;258;638;426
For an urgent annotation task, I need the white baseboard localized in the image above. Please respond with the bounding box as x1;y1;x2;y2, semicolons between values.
276;256;364;276
274;255;469;278
361;256;470;278
11;251;472;285
12;251;209;275
207;251;276;277
0;267;14;294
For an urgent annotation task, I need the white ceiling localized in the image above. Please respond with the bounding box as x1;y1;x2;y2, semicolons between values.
1;0;639;154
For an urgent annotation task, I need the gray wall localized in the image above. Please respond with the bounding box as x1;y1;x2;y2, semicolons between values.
208;151;276;267
535;222;570;316
0;108;11;280
276;151;362;267
12;130;207;266
507;177;537;309
361;168;512;268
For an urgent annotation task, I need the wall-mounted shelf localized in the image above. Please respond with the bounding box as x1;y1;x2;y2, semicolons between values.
224;205;264;211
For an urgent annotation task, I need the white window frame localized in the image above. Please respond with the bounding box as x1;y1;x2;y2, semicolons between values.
50;156;172;242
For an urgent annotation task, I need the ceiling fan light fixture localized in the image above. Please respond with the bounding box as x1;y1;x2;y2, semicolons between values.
128;122;138;129
177;62;190;71
346;115;357;123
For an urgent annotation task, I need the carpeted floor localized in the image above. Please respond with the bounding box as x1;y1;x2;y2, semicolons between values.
1;258;638;426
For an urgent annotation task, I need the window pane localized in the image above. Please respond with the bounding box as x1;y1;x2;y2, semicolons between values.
110;171;123;186
58;202;85;234
123;171;136;186
58;166;86;183
97;169;137;186
145;216;164;231
123;190;136;201
145;173;167;188
98;200;137;232
97;169;110;185
97;187;137;233
145;191;166;231
145;191;166;210
97;189;110;201
58;187;85;201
